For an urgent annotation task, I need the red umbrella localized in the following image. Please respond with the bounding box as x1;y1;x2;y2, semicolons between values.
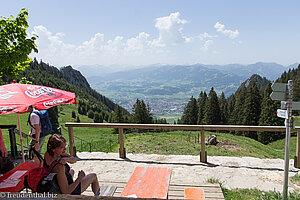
0;83;77;161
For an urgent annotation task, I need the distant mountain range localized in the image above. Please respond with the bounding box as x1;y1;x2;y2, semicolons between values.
75;62;298;115
76;62;298;82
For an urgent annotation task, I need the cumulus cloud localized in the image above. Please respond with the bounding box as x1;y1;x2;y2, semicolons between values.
30;13;241;67
198;32;218;41
31;25;75;66
153;12;190;46
214;22;239;39
202;40;214;51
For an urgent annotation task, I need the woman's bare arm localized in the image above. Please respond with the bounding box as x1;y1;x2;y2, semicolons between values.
53;164;83;194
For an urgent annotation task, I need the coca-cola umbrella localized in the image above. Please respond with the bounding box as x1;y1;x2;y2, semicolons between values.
0;83;77;162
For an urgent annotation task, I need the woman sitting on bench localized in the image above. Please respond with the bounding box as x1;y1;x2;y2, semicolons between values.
44;134;100;195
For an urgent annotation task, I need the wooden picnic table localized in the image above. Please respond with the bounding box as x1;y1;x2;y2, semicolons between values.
0;161;39;193
120;166;172;199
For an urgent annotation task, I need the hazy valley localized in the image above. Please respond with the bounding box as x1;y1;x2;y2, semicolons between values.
77;62;297;116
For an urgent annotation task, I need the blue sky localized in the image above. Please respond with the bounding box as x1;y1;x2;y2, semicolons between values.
1;0;300;69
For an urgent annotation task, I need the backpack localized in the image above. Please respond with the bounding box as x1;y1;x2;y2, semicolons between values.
28;110;53;137
24;149;61;194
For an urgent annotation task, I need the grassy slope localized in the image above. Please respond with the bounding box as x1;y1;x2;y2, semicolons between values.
1;106;298;160
0;104;117;155
1;105;300;200
117;131;297;159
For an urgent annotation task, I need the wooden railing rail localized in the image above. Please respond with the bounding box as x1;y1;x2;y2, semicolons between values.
65;123;300;168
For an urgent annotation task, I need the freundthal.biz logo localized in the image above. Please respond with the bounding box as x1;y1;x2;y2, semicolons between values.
25;86;60;98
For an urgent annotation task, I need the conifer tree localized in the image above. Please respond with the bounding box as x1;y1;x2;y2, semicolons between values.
94;113;100;123
243;82;261;125
229;86;247;125
181;96;198;124
197;91;207;124
112;105;124;123
203;88;220;124
87;110;94;119
132;99;152;124
258;83;284;144
242;83;261;139
219;92;228;124
227;94;235;123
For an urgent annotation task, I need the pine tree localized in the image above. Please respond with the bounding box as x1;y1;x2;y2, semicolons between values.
87;110;94;119
243;82;262;125
132;99;153;124
227;94;235;124
94;113;100;123
197;92;207;124
219;92;228;124
203;88;220;125
181;96;198;124
112;105;124;123
229;86;247;125
242;83;262;140
258;83;284;144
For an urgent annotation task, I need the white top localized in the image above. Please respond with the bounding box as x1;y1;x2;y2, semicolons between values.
29;111;41;136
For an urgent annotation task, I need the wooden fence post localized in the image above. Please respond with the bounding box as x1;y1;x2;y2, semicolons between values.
119;128;126;158
68;126;75;156
200;129;207;163
295;131;300;168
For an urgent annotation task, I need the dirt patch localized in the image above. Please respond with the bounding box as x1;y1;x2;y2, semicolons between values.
216;140;244;151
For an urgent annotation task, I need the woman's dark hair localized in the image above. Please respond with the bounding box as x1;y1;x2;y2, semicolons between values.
47;134;66;156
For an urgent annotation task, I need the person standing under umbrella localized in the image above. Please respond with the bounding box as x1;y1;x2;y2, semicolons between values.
27;105;46;160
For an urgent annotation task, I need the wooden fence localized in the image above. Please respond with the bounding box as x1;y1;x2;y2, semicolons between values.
65;123;300;168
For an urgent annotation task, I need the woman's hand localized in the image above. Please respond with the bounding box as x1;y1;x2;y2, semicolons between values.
77;170;85;181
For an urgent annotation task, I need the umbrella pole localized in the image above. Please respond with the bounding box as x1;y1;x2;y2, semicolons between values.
17;114;25;162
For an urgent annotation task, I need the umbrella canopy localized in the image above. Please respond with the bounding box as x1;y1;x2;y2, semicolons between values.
0;83;77;114
0;83;77;162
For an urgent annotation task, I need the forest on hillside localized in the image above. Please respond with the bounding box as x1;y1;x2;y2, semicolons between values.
179;65;300;144
16;60;167;130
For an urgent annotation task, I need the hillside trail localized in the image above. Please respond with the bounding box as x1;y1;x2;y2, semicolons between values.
70;152;300;192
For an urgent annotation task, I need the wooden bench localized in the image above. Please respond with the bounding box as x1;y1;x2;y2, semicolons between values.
185;188;205;200
99;185;117;196
120;166;172;199
0;161;39;193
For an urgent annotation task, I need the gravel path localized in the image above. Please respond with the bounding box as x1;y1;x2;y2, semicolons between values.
70;152;300;192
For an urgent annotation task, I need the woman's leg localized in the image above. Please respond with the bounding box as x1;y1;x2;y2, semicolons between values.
80;173;100;194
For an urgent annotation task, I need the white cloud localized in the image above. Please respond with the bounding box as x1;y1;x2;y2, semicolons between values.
198;32;218;41
214;22;239;39
153;12;190;47
31;25;75;66
126;32;151;52
30;13;243;67
202;40;214;51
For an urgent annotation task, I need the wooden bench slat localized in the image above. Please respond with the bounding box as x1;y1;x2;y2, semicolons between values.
100;185;117;196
